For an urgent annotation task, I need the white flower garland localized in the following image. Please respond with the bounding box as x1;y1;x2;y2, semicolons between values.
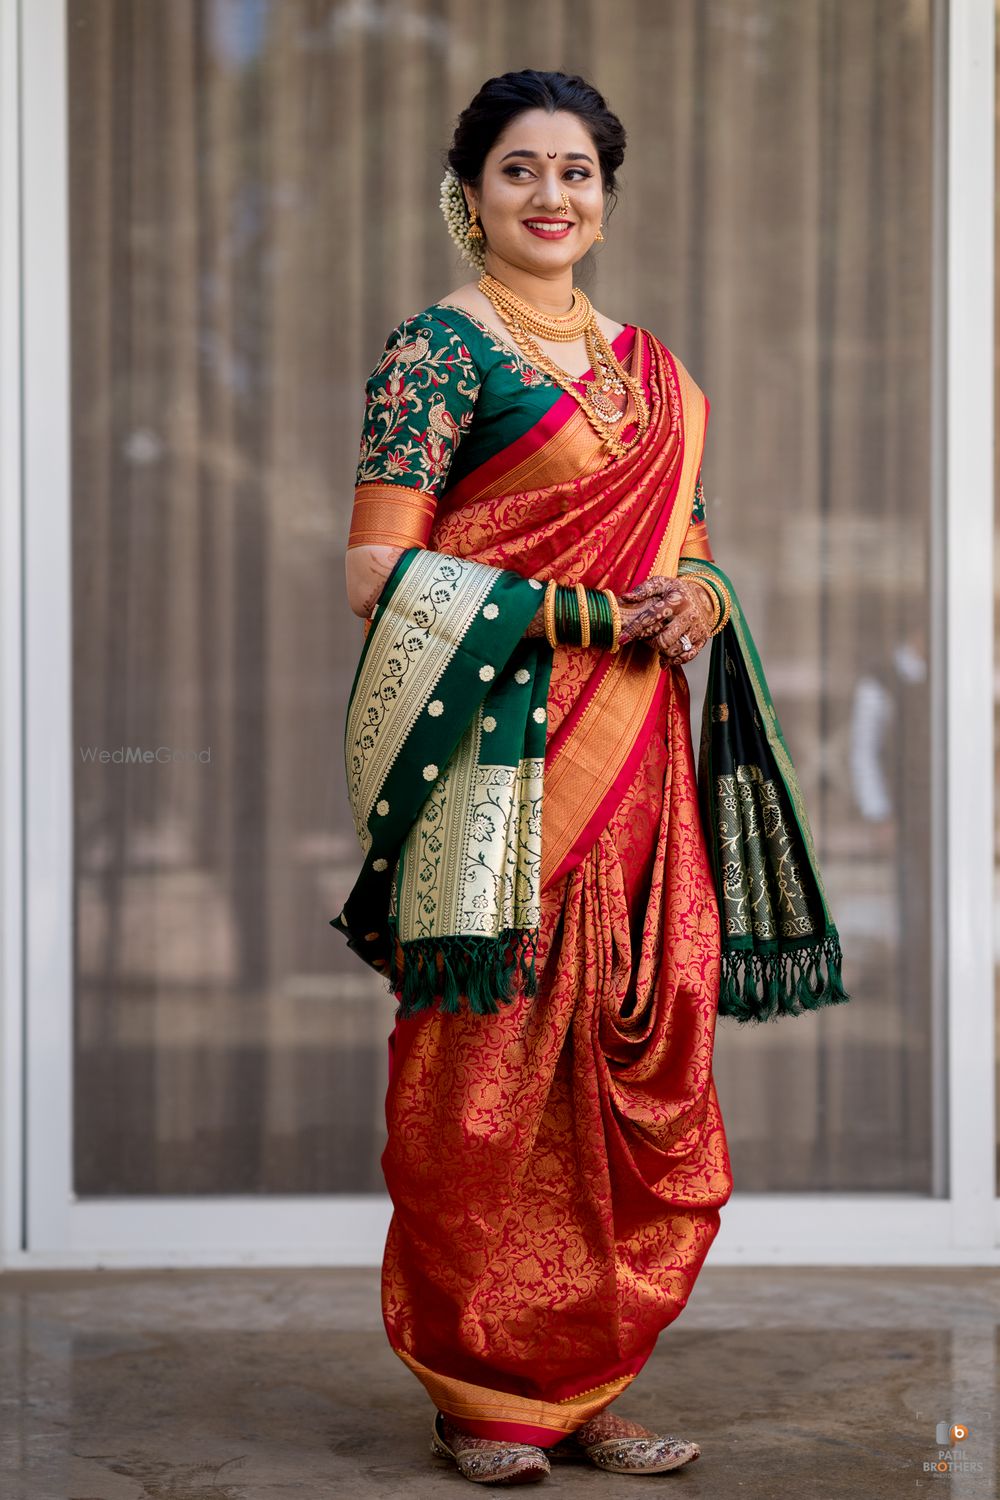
439;167;487;270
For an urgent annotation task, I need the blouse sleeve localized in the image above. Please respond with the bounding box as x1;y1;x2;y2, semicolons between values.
678;467;715;562
348;309;481;551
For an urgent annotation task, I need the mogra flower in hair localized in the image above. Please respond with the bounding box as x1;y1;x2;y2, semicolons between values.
439;167;486;270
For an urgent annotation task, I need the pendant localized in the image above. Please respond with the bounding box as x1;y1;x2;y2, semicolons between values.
587;386;626;424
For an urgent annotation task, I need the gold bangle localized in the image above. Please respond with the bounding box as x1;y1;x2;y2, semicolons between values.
684;569;731;635
575;581;590;648
543;578;559;648
602;587;621;653
685;575;722;633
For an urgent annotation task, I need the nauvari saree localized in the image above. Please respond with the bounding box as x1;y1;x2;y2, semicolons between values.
335;306;845;1445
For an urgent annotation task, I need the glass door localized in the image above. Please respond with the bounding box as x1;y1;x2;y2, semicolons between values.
9;0;996;1264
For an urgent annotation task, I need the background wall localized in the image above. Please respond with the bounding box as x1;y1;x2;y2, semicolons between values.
66;0;938;1197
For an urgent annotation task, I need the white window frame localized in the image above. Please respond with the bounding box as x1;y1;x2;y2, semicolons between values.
0;0;995;1268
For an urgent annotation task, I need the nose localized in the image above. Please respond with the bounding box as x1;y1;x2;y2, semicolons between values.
534;173;568;213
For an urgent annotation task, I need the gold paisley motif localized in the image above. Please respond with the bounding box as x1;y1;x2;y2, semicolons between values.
381;668;733;1439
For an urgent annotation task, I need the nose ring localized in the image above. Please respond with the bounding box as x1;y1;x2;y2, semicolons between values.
559;191;570;216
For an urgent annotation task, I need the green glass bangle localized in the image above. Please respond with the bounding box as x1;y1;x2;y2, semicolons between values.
590;589;613;648
590;585;605;645
566;588;581;645
587;589;604;648
552;584;619;649
556;585;581;646
599;591;614;647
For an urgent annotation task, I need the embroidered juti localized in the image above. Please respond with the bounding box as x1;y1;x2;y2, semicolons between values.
336;303;835;1446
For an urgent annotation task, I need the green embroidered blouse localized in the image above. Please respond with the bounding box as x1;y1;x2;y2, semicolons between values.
355;304;706;521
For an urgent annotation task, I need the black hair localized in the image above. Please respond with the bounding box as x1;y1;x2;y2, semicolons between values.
444;69;626;229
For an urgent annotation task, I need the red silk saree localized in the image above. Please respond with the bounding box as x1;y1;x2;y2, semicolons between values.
343;305;733;1444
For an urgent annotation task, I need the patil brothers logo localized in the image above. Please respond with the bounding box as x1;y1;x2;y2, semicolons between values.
925;1421;983;1475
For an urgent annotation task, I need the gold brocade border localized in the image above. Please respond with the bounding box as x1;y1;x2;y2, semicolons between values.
539;355;707;888
462;329;645;502
348;482;437;550
679;517;714;562
393;1348;636;1436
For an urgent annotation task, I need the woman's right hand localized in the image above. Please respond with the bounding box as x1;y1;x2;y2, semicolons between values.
617;576;686;646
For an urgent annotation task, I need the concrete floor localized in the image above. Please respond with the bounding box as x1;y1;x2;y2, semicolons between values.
0;1266;996;1500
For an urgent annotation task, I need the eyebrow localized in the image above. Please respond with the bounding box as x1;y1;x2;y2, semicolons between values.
499;148;595;165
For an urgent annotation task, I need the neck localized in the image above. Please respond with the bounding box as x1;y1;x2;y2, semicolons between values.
482;252;575;314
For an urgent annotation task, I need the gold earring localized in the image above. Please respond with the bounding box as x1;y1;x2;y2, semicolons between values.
467;201;483;240
595;223;605;242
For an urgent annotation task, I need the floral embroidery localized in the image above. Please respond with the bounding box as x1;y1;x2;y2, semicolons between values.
356;312;481;494
501;358;547;389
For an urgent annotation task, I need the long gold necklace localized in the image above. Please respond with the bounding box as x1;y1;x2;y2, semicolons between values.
477;273;650;458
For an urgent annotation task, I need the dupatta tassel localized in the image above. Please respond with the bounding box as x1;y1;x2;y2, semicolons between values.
335;549;555;1022
718;935;850;1024
390;928;540;1020
680;556;851;1026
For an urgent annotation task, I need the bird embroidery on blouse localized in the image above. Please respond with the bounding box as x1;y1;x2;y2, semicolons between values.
427;396;462;444
372;331;432;375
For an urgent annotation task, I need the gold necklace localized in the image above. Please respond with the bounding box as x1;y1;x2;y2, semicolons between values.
477;273;651;457
479;272;593;339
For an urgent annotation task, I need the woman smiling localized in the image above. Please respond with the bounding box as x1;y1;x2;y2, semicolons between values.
335;68;848;1486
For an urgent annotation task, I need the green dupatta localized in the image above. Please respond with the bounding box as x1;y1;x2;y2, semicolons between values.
333;546;849;1026
332;546;553;1017
678;558;850;1023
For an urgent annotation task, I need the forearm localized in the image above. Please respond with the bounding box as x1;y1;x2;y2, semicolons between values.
350;544;548;642
349;547;617;649
346;543;405;619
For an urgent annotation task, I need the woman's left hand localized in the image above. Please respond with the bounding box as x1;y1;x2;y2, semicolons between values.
621;576;714;669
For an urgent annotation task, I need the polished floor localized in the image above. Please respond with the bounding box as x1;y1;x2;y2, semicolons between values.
0;1265;996;1499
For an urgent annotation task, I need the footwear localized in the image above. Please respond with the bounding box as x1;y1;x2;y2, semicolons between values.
430;1410;551;1485
564;1411;701;1474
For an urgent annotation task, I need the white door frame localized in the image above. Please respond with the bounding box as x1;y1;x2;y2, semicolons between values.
0;0;996;1268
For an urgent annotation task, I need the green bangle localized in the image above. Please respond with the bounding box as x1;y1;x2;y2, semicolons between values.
567;587;581;645
590;588;613;648
553;584;618;648
556;584;581;646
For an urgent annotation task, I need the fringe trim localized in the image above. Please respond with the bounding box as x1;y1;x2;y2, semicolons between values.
388;922;539;1019
718;933;850;1024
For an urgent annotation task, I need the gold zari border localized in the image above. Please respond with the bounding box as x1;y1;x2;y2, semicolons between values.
393;1348;636;1437
539;356;708;887
348;482;436;550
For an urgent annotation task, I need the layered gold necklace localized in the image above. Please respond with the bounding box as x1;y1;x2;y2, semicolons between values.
477;272;650;458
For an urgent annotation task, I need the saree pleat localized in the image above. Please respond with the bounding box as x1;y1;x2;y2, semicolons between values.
381;665;733;1443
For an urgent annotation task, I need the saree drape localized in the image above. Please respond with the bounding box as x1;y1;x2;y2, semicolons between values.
338;320;735;1444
